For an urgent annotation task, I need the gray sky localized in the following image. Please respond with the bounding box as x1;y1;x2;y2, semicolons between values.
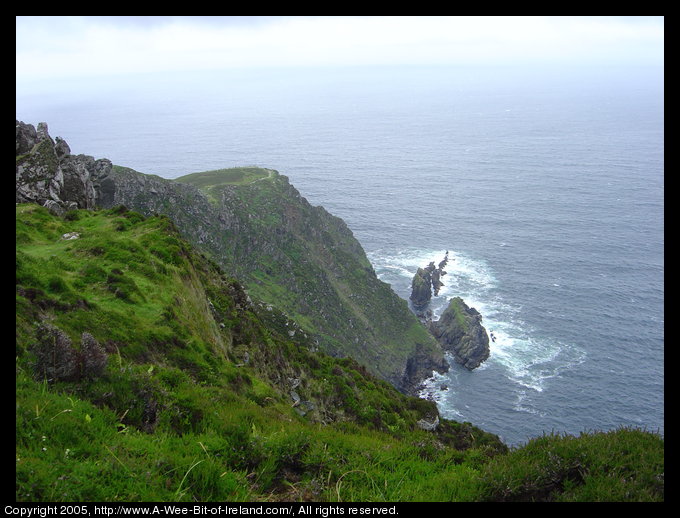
16;16;664;82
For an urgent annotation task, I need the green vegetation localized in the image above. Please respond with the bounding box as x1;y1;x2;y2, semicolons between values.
16;204;664;502
478;429;665;502
177;167;272;188
446;298;470;332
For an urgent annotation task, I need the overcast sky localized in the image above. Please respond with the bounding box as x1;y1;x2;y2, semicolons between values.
16;16;663;83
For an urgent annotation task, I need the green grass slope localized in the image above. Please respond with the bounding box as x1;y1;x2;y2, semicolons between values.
15;204;663;502
15;204;503;501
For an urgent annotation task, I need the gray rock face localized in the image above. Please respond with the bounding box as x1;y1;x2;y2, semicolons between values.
429;297;490;370
15;120;110;212
60;154;104;209
16;121;62;207
54;137;71;159
16;120;38;155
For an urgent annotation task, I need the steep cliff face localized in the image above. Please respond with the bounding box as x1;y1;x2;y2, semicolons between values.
15;121;447;393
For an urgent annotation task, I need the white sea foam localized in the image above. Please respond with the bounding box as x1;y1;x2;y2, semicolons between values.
417;368;466;420
514;390;547;417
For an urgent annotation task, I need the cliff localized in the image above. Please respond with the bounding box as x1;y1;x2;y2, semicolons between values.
15;120;447;393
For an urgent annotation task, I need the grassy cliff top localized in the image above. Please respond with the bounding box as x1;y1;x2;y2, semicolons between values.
175;167;274;200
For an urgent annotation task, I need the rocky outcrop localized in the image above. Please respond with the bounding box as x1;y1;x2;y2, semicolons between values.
409;252;449;318
417;414;440;431
429;297;490;370
16;120;110;215
409;267;433;313
407;254;489;371
16;121;63;209
401;342;450;394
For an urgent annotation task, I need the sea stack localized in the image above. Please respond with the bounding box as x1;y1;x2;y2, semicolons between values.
428;297;490;370
409;252;449;319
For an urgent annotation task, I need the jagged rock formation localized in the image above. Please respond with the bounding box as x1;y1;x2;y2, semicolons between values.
15;121;448;394
409;252;449;318
432;254;449;296
16;121;110;215
429;297;490;370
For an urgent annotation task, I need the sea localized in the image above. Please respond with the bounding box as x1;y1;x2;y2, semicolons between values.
16;64;664;447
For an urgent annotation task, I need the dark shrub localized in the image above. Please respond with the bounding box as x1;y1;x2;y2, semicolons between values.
81;332;108;378
32;323;79;381
31;324;108;382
